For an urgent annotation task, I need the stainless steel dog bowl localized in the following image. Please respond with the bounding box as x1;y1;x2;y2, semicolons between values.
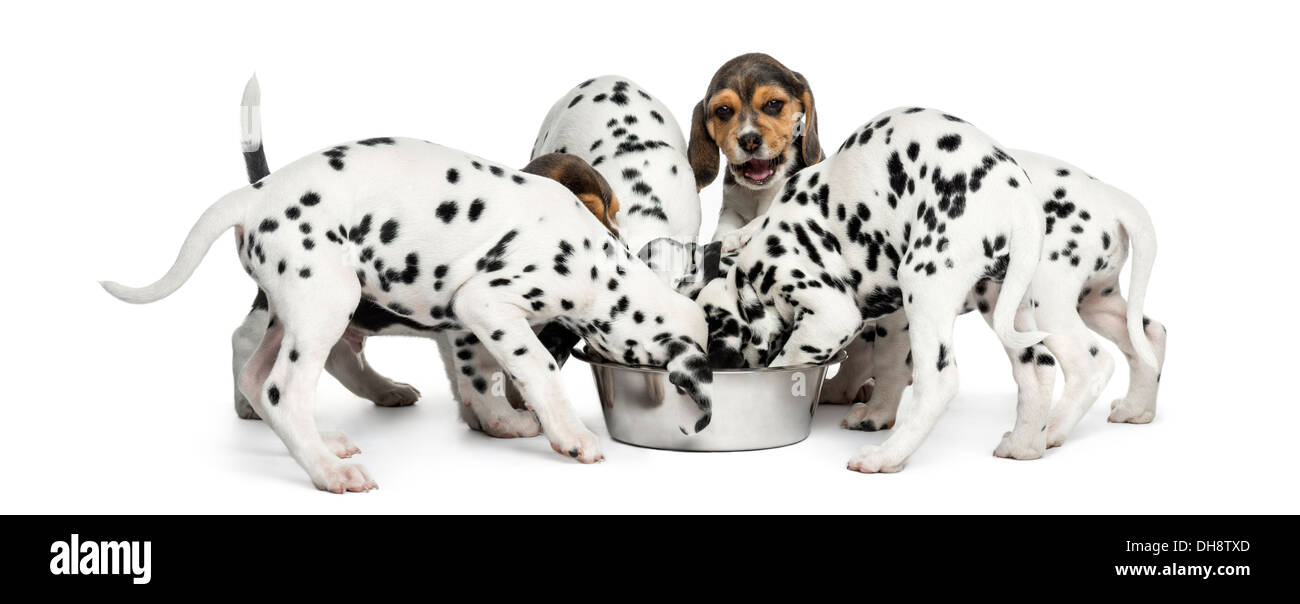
573;349;846;451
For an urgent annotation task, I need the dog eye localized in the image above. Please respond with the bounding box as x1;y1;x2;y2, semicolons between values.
714;106;734;120
763;100;785;115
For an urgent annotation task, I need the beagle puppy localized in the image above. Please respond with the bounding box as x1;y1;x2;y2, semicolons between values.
688;53;823;241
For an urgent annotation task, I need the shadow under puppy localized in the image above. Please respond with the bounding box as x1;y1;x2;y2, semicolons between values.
688;53;824;242
103;137;713;493
694;107;1049;473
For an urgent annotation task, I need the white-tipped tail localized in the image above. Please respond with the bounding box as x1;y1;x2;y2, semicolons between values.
1113;190;1160;370
991;192;1051;350
240;73;262;153
101;190;250;304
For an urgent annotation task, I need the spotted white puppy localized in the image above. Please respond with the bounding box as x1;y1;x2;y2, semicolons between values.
103;138;714;493
532;75;702;255
837;151;1165;447
695;107;1051;472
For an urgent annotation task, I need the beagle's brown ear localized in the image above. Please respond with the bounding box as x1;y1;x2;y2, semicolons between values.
687;99;720;191
792;71;823;167
522;153;620;235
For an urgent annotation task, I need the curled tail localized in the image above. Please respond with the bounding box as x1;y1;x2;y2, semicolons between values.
1112;189;1160;369
101;190;251;304
992;189;1051;350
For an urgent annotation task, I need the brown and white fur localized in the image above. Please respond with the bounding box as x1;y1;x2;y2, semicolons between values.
688;53;824;242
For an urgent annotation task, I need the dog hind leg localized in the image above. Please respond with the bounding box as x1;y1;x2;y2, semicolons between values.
232;308;269;419
1078;284;1165;425
848;272;974;473
972;283;1055;459
241;265;376;493
1036;281;1117;448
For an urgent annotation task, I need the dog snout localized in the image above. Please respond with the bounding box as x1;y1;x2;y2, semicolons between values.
738;132;762;154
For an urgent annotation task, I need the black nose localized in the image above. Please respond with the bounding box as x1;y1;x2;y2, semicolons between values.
738;133;762;153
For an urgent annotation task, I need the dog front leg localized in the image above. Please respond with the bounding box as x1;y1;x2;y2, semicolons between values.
767;294;862;368
452;298;602;463
448;332;542;439
709;207;750;243
848;277;969;474
232;307;270;420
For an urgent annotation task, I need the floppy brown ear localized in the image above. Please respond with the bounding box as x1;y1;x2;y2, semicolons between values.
522;153;620;235
687;99;720;191
792;71;823;166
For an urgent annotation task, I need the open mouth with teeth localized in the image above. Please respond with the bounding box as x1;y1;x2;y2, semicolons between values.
730;155;784;186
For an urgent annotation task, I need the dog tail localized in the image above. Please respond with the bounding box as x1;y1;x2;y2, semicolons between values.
101;190;252;304
1111;187;1160;369
991;186;1051;350
241;73;271;182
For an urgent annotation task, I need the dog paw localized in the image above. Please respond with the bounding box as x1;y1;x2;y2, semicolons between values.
846;445;904;474
993;430;1045;460
321;431;361;458
1045;424;1069;449
1108;398;1155;424
481;409;543;438
372;382;421;407
313;463;378;494
841;402;894;431
548;427;604;464
821;376;873;405
235;395;261;420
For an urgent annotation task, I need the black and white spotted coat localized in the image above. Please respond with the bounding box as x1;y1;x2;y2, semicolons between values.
103;138;713;492
693;107;1050;473
531;76;701;255
835;149;1165;450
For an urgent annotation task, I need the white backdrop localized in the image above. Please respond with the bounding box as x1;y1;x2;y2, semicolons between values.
3;0;1296;513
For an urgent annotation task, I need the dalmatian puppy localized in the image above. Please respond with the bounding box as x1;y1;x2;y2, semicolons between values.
688;53;823;242
229;77;622;440
102;138;714;492
694;107;1051;472
529;76;709;403
837;150;1165;447
532;76;701;256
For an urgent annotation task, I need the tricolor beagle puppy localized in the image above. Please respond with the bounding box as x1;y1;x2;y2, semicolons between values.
688;53;824;242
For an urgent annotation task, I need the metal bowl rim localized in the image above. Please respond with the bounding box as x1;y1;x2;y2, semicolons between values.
570;348;847;374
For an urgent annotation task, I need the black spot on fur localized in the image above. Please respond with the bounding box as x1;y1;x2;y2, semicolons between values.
937;134;962;151
380;219;399;244
436;201;458;223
